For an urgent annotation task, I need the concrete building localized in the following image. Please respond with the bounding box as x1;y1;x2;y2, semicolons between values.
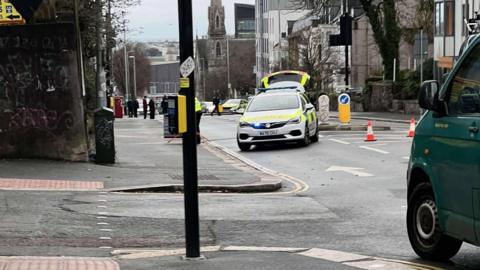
255;0;311;85
235;3;255;39
433;0;479;79
144;42;180;95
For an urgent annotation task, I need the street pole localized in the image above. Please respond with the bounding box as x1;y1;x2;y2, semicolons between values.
177;0;201;259
95;0;106;107
343;0;349;88
420;28;424;84
123;14;129;102
129;55;137;98
201;58;206;101
227;35;231;98
73;0;85;97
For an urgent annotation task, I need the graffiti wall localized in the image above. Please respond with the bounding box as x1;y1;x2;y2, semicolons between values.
0;23;87;161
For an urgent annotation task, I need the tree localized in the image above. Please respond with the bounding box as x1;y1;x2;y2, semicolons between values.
113;43;151;99
294;0;401;80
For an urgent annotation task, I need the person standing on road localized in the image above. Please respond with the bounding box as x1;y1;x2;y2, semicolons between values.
211;96;221;116
161;95;168;114
195;97;202;144
127;99;134;118
133;99;139;118
149;98;156;119
142;96;148;119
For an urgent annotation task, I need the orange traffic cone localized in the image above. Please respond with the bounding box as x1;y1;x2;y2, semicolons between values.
365;120;377;142
407;117;416;137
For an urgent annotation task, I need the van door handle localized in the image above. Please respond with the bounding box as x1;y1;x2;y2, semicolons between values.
469;126;479;133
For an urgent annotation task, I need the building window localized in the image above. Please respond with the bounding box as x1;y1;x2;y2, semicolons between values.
445;1;454;36
435;2;444;35
216;41;221;57
216;14;220;28
435;1;454;36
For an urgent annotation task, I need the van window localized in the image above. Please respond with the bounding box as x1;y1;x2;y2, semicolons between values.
446;44;480;115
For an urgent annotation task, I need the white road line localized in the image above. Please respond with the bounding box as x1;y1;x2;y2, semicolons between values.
100;229;113;232
97;199;108;202
354;140;410;144
98;212;109;215
329;139;351;145
99;246;113;249
97;205;108;208
317;134;324;138
359;146;389;154
99;237;112;240
97;222;110;225
402;156;410;160
97;216;108;219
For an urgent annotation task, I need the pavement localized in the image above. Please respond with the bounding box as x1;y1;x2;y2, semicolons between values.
0;116;282;193
329;111;422;123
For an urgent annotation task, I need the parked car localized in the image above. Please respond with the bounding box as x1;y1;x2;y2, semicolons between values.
236;88;318;151
222;99;248;114
406;34;480;261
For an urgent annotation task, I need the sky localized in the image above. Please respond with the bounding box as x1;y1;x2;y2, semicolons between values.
125;0;255;42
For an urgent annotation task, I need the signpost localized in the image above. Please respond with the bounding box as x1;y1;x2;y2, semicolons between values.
338;93;351;125
177;0;201;259
0;0;25;25
318;95;330;125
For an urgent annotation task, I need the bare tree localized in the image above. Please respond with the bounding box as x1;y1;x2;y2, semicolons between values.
113;43;151;99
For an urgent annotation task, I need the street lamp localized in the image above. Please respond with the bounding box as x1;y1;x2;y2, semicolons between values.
122;11;129;102
129;55;137;98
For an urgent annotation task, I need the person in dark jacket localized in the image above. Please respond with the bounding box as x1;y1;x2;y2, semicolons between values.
211;96;221;116
149;99;156;119
133;99;139;118
127;100;134;118
161;95;168;114
142;96;148;119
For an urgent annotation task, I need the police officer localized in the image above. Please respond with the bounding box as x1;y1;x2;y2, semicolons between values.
195;97;202;144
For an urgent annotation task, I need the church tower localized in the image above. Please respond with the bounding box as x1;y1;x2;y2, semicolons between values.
207;0;227;72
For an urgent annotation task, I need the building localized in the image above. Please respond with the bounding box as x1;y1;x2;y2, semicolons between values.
235;3;255;39
255;0;311;85
145;42;180;96
433;0;478;80
195;0;256;100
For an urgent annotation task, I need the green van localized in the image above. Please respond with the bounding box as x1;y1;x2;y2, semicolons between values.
407;36;480;260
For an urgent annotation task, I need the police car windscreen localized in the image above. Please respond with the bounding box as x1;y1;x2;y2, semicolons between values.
247;95;299;112
269;74;302;84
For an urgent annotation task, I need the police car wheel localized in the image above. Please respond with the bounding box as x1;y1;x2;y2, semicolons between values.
407;182;462;261
300;124;310;146
237;139;251;151
310;123;319;143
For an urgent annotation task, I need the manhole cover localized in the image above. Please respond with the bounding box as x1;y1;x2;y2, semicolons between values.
169;174;220;181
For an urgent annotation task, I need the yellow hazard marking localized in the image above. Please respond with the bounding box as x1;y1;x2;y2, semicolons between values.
177;95;187;133
179;77;190;88
0;0;25;25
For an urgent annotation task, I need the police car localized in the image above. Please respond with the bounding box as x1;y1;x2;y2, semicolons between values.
236;88;318;151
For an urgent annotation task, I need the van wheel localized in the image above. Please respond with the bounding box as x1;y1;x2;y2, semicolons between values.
237;139;251;151
407;182;462;261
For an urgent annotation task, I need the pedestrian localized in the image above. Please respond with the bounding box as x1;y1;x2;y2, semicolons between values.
161;95;168;114
195;97;202;144
133;99;139;118
142;96;148;119
149;98;156;119
127;99;134;118
211;96;221;116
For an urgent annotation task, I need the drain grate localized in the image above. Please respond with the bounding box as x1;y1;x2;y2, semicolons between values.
169;174;220;181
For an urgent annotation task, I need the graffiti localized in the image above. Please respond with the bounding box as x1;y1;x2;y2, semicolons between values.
7;108;74;131
95;119;114;146
0;24;87;160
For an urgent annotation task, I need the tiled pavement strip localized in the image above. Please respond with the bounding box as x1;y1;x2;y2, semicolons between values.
0;257;119;270
0;178;103;191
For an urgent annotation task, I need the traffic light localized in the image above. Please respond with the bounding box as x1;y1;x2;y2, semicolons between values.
9;0;43;21
329;13;352;46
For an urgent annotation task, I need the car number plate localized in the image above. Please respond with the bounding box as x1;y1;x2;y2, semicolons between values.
259;130;278;136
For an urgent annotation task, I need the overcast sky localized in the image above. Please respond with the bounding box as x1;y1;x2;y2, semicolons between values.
125;0;255;41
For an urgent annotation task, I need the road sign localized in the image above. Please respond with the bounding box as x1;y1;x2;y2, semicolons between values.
8;0;42;21
338;93;351;124
0;0;25;25
180;56;195;78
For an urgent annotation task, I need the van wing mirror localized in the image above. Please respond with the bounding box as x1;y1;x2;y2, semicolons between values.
418;80;440;111
305;103;314;111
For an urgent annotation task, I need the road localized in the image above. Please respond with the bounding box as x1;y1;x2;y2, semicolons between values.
1;115;480;269
200;114;480;269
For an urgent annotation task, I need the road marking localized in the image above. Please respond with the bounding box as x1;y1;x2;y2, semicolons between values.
99;237;112;240
97;222;110;225
329;139;351;145
317;134;324;138
402;156;410;160
359;146;389;154
98;212;109;215
97;216;108;219
326;166;373;177
98;199;108;202
100;229;113;232
99;246;113;249
97;205;107;208
355;140;410;144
